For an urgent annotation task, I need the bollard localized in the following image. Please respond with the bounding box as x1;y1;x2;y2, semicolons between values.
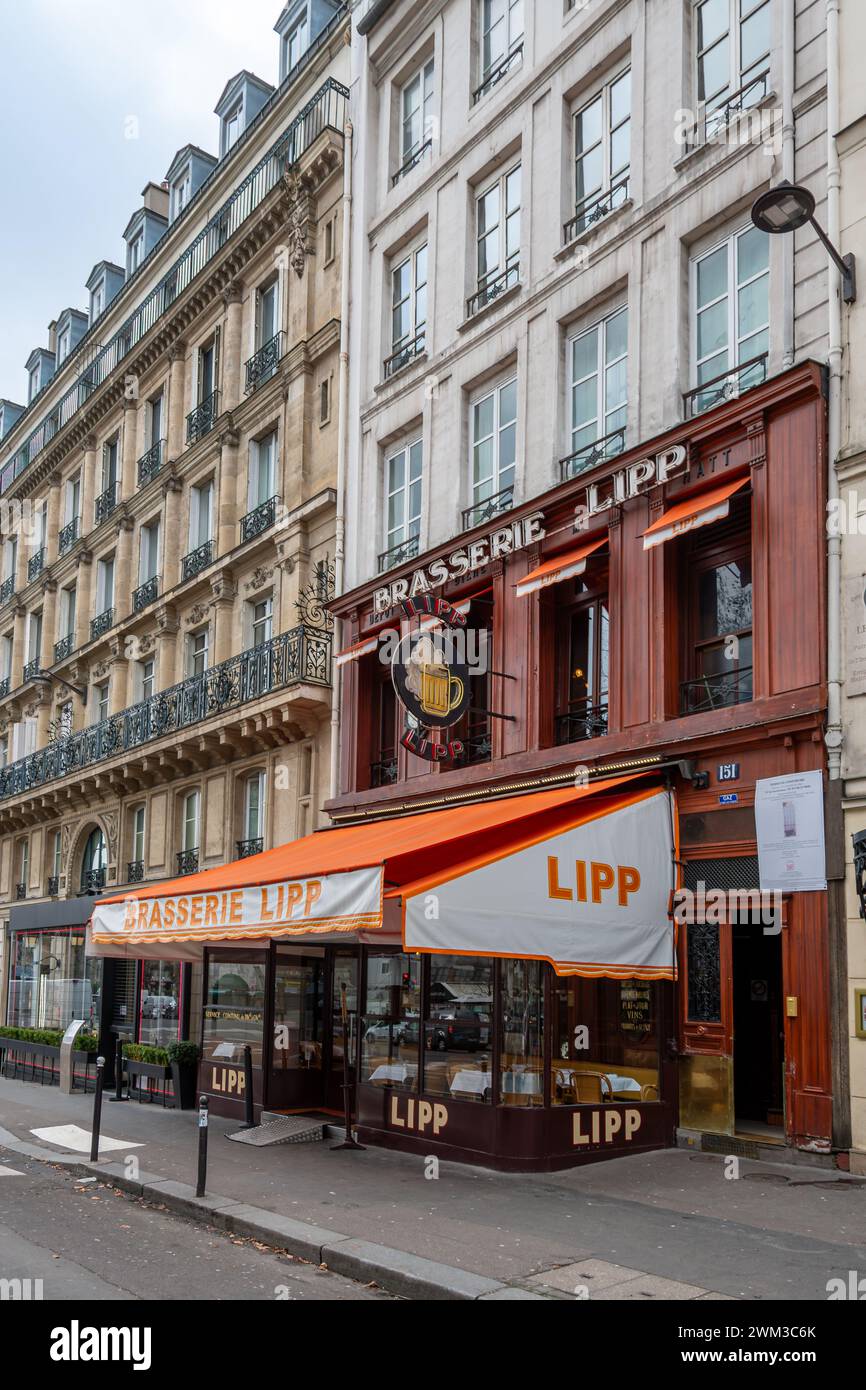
90;1055;106;1162
241;1045;255;1130
109;1035;128;1103
196;1094;209;1198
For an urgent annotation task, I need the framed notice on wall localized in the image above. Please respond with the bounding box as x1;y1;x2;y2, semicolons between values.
846;576;866;697
755;770;827;894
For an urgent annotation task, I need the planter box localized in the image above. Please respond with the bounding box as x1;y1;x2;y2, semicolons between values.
126;1058;172;1105
170;1061;197;1110
0;1038;95;1088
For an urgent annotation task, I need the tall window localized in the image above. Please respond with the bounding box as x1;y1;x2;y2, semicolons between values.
28;366;40;404
682;496;753;714
28;611;42;666
244;771;266;843
471;376;517;520
400;59;435;170
148;392;164;448
697;0;771;125
2;631;12;680
171;167;192;219
189;629;209;676
568;307;628;468
251;597;273;648
224;104;242;153
474;164;521;310
128;232;144;274
94;681;110;724
132;805;146;865
571;69;631;236
182;790;200;852
57;328;71;364
65;475;81;525
554;575;610;746
58;701;73;739
388;243;427;372
249;432;277;510
480;0;524;85
52;829;62;880
256;277;279;350
61;585;76;640
102;438;119;493
81;827;107;891
197;339;217;402
139;658;155;703
140;522;160;584
691;225;769;411
19;838;29;889
284;13;309;73
370;657;398;788
96;556;115;614
189;481;214;550
384;440;423;567
4;537;16;582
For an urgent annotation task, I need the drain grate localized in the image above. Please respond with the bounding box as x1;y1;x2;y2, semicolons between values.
701;1133;761;1160
227;1116;325;1147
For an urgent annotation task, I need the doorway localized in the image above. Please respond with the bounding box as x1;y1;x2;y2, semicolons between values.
732;920;784;1139
267;946;326;1111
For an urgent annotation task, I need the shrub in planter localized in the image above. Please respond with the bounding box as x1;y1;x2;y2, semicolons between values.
167;1040;200;1109
0;1025;98;1052
124;1043;170;1066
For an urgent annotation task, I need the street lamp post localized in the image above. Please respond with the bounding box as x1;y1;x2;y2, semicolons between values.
751;182;856;304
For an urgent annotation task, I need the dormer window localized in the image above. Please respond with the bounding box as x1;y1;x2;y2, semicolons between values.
172;167;192;219
57;328;71;365
284;14;308;73
28;366;40;403
91;283;104;321
128;232;144;275
224;104;242;153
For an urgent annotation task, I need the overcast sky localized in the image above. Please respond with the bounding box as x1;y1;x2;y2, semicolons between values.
0;0;283;406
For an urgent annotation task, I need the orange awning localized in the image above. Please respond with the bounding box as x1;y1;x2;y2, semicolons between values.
515;536;607;597
642;476;749;550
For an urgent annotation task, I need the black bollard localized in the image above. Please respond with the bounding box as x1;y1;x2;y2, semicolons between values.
241;1045;255;1129
109;1035;128;1103
331;982;365;1151
90;1055;106;1162
196;1094;209;1198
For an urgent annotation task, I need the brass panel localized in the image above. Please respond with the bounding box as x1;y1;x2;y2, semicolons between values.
678;1053;734;1135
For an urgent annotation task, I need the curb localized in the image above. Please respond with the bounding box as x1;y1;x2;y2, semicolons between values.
0;1127;551;1301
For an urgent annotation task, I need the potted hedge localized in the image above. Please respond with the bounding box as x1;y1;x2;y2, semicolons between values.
0;1026;98;1085
167;1040;200;1110
124;1042;171;1101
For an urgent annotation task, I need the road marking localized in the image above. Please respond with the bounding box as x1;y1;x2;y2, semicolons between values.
0;1164;24;1176
30;1125;143;1153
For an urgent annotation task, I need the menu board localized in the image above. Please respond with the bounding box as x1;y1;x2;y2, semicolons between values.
620;981;653;1039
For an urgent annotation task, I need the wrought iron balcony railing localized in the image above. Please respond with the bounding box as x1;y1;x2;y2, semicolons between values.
177;849;199;876
245;332;284;393
0;577;13;605
472;43;523;104
95;482;117;526
186;390;220;444
466;263;520;319
47;876;59;897
182;540;214;582
54;634;75;664
239;496;278;545
82;868;106;894
0;74;349;501
0;626;331;805
138;439;165;485
0;678;9;698
383;330;427;380
59;517;80;555
23;659;40;682
370;757;398;789
15;883;26;900
28;549;45;582
564;174;631;244
685;70;771;151
452;730;492;767
683;354;768;419
378;533;420;574
237;837;263;859
555;704;609;746
392;138;432;186
462;484;514;532
560;427;626;482
127;860;145;883
91;608;114;641
133;576;159;612
680;667;753;716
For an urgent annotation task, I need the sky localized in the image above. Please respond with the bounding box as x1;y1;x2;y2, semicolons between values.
0;0;284;405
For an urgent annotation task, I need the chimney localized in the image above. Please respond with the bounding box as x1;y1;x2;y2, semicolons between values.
47;320;57;354
141;181;169;220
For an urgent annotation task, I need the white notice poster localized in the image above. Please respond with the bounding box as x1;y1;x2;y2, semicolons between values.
755;770;827;893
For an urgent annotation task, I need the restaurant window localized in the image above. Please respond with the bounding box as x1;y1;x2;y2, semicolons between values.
138;960;183;1046
202;956;266;1069
473;164;520;311
551;976;660;1104
553;572;609;745
361;951;421;1090
690;225;768;413
451;593;493;767
500;959;544;1107
567;307;628;471
423;956;494;1104
369;652;398;788
7;929;102;1032
332;950;359;1071
696;0;771;130
571;68;631;237
681;495;752;715
469;375;517;526
273;946;325;1073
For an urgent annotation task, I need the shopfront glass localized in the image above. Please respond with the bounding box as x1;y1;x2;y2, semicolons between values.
361;951;421;1090
137;960;183;1046
202;957;266;1067
272;946;325;1074
423;955;494;1104
331;950;358;1070
7;930;102;1032
499;959;544;1107
551;976;660;1103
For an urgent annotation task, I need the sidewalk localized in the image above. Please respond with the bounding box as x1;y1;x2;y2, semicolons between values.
1;1075;864;1300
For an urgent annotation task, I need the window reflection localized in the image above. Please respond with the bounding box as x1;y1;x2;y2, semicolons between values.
138;960;181;1045
361;952;421;1090
272;948;324;1073
500;959;544;1106
424;955;494;1104
202;959;266;1068
7;930;101;1032
552;976;660;1104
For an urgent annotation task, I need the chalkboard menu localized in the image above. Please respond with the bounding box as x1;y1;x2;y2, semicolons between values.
620;981;653;1040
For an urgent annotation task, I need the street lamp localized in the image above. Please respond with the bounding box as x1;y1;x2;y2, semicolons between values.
751;182;856;304
33;669;87;703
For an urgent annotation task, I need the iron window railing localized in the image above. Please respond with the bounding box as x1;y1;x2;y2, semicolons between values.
466;264;519;319
138;439;165;485
28;549;45;582
452;730;492;767
15;883;26;900
472;43;523;104
133;576;159;612
555;704;609;746
370;758;398;789
462;484;514;532
0;74;350;501
564;174;631;244
560;427;626;482
182;540;214;582
59;517;80;555
95;482;117;526
392;138;432;186
383;330;426;380
0;678;9;698
127;860;145;883
685;70;771;151
683;354;768;419
681;668;753;716
378;534;420;574
23;659;40;682
54;634;75;664
239;496;278;545
177;849;199;876
90;608;114;642
82;868;106;894
237;837;263;859
186;390;220;444
0;626;331;805
245;332;285;393
47;875;59;897
0;578;13;605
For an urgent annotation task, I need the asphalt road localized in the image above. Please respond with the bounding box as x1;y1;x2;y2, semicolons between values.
0;1149;394;1301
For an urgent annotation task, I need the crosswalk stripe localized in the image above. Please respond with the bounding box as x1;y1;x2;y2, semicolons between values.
0;1164;24;1176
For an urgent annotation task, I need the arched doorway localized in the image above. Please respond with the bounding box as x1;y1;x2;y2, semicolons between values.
80;826;107;893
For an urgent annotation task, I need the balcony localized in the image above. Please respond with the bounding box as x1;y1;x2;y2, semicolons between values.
127;860;145;883
452;730;492;768
466;265;519;320
563;175;631;245
560;427;626;482
237;837;263;859
95;482;117;526
15;882;26;900
47;875;59;897
681;668;753;716
0;577;13;606
0;626;332;806
54;634;75;664
378;533;420;574
82;868;106;894
177;848;199;876
244;332;284;394
138;439;165;485
683;354;768;419
133;576;159;612
462;484;514;532
472;43;523;104
683;70;771;152
186;390;219;444
392;139;432;187
239;496;278;545
0;679;9;699
181;540;214;582
90;608;114;641
383;330;426;381
23;659;40;682
59;517;80;556
27;549;45;582
555;704;609;746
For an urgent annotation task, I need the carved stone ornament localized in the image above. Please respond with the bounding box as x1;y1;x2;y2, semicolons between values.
136;634;156;656
281;166;316;278
92;660;111;680
245;566;274;593
186;604;209;627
